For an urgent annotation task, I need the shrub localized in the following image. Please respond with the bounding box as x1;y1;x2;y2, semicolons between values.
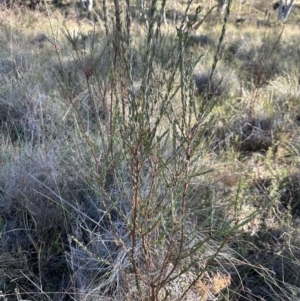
47;0;254;300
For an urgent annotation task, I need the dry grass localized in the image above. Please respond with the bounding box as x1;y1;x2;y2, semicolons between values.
1;1;300;301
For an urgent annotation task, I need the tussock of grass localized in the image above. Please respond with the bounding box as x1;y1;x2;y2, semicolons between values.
194;67;240;100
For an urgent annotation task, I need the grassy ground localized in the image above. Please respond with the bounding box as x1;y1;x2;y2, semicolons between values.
1;0;300;300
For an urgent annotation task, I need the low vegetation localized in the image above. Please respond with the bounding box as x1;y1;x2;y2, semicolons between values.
1;0;300;300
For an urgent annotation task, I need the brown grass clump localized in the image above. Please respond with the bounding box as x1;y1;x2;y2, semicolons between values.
238;116;274;153
187;34;216;48
194;68;240;100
